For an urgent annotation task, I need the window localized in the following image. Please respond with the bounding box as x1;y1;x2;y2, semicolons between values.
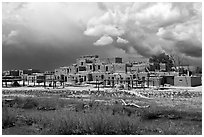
106;66;108;71
90;65;92;70
85;59;93;63
79;66;86;71
98;65;100;70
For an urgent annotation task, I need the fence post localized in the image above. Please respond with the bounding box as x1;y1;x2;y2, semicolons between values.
44;75;46;88
147;73;149;88
53;78;54;89
33;77;35;87
23;76;25;86
132;79;134;88
97;79;99;91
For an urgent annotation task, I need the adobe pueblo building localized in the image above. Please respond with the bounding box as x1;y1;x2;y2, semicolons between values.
2;55;201;88
54;55;201;88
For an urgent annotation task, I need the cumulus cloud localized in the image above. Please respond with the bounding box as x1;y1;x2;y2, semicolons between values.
3;30;19;45
2;2;114;70
84;10;126;37
157;19;201;42
2;2;104;47
2;2;202;70
156;10;201;58
84;2;202;60
8;30;18;37
84;24;125;37
117;37;129;44
94;35;113;46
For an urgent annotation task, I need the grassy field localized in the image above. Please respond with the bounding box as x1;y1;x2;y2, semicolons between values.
2;88;202;135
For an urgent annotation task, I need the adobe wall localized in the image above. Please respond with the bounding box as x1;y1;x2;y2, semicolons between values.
191;76;202;87
174;76;191;87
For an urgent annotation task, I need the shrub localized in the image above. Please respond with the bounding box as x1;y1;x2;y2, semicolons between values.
2;107;17;129
40;109;141;135
2;95;201;135
37;98;58;111
22;98;39;109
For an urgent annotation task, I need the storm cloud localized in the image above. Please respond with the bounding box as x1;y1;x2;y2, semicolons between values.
84;2;202;61
2;2;119;71
2;2;202;71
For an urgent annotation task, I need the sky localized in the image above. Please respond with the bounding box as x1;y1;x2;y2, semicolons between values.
2;2;202;71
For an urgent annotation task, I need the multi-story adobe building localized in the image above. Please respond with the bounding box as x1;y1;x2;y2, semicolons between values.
2;55;201;88
54;55;202;87
54;55;150;85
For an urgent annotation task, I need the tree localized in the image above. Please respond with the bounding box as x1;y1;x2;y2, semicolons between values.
169;53;185;69
195;66;202;74
149;53;174;71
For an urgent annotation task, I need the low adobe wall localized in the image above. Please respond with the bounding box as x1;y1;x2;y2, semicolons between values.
191;76;202;87
174;76;201;87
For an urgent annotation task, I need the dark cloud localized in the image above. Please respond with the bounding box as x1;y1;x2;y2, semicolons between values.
175;40;202;58
97;2;107;11
2;3;113;71
2;38;116;71
84;2;202;67
2;21;122;71
2;2;202;71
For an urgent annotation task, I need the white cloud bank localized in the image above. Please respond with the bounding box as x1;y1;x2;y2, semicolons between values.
84;2;202;59
117;37;129;44
94;35;113;46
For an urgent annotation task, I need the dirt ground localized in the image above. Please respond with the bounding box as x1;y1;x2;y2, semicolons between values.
2;85;202;135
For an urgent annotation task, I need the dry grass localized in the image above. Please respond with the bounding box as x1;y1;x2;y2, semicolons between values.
2;95;202;135
2;107;17;129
